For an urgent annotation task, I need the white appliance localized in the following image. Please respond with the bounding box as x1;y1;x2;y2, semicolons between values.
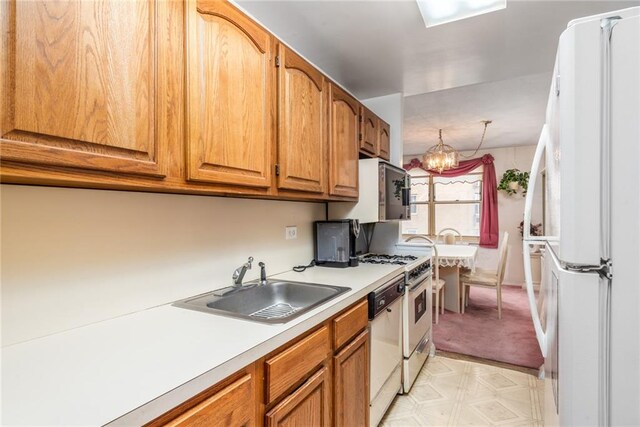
523;7;639;426
367;274;404;427
401;259;432;393
360;251;433;395
328;158;411;223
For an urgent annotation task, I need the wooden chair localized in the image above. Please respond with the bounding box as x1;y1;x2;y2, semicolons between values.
460;232;510;319
432;245;446;324
437;228;462;245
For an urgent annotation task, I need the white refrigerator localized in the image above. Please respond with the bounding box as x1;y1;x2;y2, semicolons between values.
523;6;639;426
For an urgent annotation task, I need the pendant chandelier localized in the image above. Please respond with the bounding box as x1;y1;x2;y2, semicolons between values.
423;120;492;173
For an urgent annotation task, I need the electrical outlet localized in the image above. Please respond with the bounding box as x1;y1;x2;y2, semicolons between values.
285;226;297;240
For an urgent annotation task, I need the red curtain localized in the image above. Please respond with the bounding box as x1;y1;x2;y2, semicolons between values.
403;154;499;248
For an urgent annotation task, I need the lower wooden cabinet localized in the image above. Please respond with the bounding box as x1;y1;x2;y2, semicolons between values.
148;299;369;427
265;326;331;404
265;366;331;427
333;299;369;350
334;330;370;427
153;371;255;427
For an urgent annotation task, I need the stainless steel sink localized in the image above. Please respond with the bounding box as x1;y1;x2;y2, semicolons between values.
173;280;351;324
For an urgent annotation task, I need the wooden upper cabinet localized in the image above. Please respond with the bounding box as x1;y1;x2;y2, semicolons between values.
0;0;165;177
359;107;378;156
185;0;274;189
265;367;331;427
378;119;391;161
334;330;370;427
277;45;327;194
328;84;359;199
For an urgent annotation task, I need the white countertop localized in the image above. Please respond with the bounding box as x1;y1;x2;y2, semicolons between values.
1;263;407;426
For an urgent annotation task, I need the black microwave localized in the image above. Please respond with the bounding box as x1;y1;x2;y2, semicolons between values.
379;161;411;221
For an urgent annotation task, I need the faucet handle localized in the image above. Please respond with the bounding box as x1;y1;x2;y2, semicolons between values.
247;256;254;268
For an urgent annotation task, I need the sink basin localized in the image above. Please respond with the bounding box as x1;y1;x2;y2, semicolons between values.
173;280;351;324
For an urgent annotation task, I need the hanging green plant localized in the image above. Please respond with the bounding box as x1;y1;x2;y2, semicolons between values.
497;168;530;196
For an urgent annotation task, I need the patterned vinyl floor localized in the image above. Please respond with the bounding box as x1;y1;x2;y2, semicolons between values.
381;355;544;427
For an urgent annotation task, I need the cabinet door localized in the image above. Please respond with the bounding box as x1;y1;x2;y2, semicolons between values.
359;107;378;156
164;373;255;427
277;45;326;194
334;330;369;427
186;0;274;189
0;0;165;177
328;84;359;198
265;366;331;427
378;119;391;161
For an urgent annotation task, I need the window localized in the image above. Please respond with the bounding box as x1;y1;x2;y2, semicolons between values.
402;167;483;238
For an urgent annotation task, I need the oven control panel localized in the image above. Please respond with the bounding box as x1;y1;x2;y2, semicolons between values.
368;276;405;319
407;260;431;283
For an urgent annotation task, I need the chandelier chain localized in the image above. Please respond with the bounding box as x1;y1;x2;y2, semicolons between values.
460;120;492;159
423;120;491;173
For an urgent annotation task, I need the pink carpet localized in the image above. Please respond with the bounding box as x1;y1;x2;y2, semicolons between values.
433;285;544;369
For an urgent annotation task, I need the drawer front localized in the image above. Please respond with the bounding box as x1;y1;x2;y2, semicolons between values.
333;299;368;350
266;326;331;404
164;373;254;427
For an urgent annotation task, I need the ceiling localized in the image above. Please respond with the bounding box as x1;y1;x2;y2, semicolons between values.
237;0;639;151
404;72;551;153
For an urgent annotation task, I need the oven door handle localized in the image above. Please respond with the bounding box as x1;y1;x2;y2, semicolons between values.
408;282;423;293
416;336;430;354
408;273;431;292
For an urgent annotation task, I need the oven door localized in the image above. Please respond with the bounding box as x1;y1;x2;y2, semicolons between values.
403;272;432;356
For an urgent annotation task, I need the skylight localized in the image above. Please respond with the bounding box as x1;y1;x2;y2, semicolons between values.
416;0;507;28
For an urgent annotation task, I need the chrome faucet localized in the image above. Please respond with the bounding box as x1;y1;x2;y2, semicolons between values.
232;256;254;287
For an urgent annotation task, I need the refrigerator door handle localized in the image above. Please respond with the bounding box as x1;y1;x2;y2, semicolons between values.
599;16;620;263
523;241;547;357
523;126;549;356
523;125;549;243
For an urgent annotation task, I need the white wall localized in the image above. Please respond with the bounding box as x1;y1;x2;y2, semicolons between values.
0;185;324;346
403;145;542;285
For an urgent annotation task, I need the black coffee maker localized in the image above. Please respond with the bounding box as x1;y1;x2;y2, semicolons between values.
314;220;360;268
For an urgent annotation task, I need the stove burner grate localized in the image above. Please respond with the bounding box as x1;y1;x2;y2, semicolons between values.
359;253;418;265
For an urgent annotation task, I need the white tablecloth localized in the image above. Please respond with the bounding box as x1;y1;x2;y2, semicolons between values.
435;244;478;271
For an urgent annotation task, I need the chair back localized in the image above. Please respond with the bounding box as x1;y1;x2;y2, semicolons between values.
403;235;440;285
437;228;462;244
496;232;510;285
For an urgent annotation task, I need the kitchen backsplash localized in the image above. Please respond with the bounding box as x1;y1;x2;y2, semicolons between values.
0;185;324;346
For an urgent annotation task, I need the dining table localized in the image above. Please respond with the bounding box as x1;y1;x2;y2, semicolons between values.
435;244;479;313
